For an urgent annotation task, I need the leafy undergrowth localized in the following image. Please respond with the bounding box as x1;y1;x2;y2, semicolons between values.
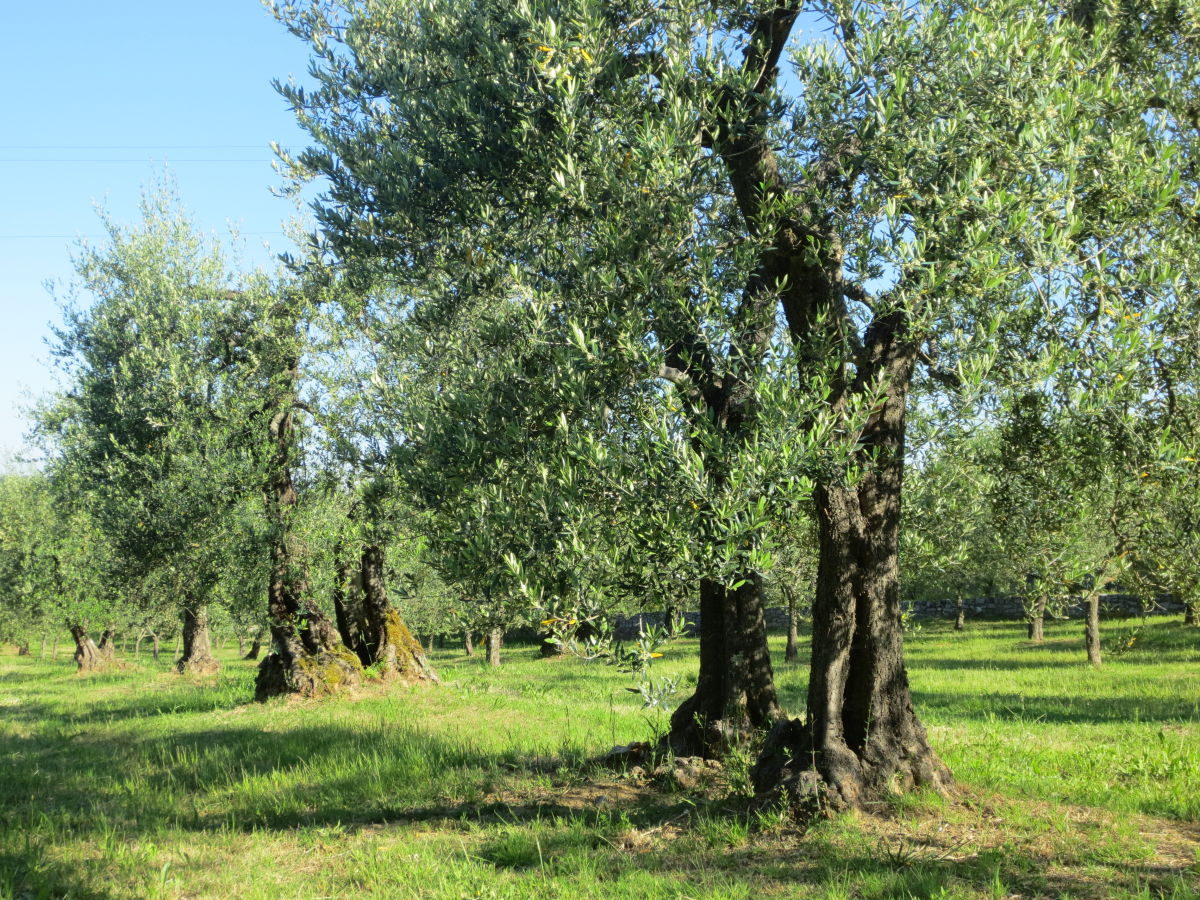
0;619;1197;898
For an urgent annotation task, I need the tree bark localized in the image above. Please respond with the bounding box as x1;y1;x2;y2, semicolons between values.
39;633;47;659
784;584;800;663
353;543;437;682
177;605;220;676
463;630;475;656
954;596;965;631
69;625;106;672
151;632;160;661
254;328;363;700
1185;600;1197;626
244;627;263;660
1027;595;1047;642
666;576;780;757
485;628;502;667
97;628;116;661
749;317;949;813
1084;590;1102;666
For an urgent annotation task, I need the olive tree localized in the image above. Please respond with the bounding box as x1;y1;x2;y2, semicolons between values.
273;0;1185;810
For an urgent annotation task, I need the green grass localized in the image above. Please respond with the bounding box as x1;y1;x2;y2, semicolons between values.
0;619;1198;898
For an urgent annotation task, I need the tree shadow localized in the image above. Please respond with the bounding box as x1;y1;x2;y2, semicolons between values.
912;688;1200;724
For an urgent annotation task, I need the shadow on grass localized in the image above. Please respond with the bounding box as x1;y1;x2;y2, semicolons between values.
913;688;1200;724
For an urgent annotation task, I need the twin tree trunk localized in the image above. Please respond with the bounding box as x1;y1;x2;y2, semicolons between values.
69;625;108;672
333;543;437;683
254;337;363;701
177;605;220;676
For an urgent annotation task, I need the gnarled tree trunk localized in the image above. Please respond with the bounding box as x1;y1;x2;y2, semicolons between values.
255;337;362;701
353;544;437;682
70;625;106;672
177;605;220;676
954;596;965;631
463;630;475;656
244;626;263;660
666;576;780;757
750;326;948;814
97;628;117;662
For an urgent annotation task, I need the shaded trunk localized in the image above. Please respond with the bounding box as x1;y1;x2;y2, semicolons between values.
463;630;475;656
244;627;263;660
151;632;160;661
663;600;679;636
1027;595;1047;642
255;339;362;701
666;575;780;757
70;625;105;672
97;628;116;661
1185;601;1197;626
236;634;246;657
1084;591;1102;666
17;643;30;656
784;584;800;663
954;597;965;631
485;628;502;667
177;605;220;676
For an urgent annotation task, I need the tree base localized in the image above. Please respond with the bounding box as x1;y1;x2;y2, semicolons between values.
177;656;221;677
750;716;952;817
254;647;363;700
372;610;438;683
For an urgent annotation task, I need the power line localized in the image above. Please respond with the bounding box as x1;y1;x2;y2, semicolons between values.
0;145;269;150
0;231;288;239
1;158;273;163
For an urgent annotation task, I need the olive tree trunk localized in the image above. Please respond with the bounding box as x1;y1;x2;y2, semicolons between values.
784;584;800;664
255;335;362;700
666;576;780;757
954;597;965;631
485;628;502;667
244;626;263;660
69;625;106;672
1084;590;1102;666
177;604;220;676
1027;594;1048;642
750;319;948;813
463;630;475;656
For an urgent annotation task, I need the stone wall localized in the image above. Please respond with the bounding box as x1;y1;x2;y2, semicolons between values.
608;594;1184;639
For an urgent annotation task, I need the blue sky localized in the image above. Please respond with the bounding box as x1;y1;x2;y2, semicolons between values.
0;1;322;458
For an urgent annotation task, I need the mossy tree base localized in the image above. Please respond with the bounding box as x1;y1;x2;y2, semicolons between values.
254;646;364;701
372;610;438;683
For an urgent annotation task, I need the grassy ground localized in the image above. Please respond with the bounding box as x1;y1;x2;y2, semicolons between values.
0;618;1197;899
